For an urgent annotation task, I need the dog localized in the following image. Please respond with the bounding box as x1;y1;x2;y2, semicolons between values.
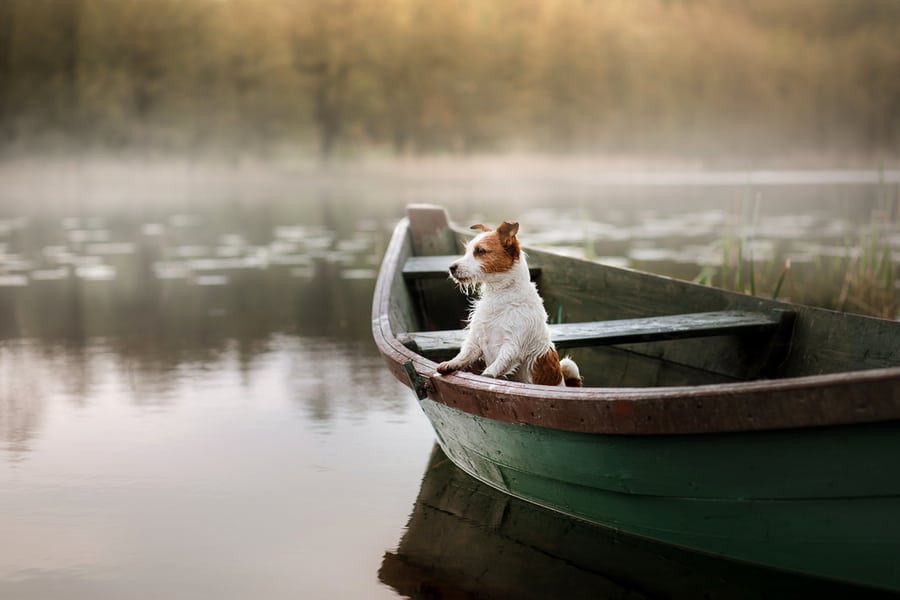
436;221;582;387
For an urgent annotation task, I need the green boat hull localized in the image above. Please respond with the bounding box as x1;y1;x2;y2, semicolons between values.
421;398;900;592
382;445;889;598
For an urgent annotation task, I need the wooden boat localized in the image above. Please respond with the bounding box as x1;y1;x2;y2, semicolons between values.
372;204;900;592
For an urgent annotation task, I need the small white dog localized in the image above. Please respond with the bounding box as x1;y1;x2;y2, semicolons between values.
436;221;582;387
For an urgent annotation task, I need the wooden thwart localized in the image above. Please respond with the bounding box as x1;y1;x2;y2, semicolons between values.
399;310;793;358
403;255;542;280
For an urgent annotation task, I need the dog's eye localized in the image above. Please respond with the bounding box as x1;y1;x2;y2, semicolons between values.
474;247;487;256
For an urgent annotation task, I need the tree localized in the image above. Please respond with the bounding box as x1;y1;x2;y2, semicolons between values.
0;0;15;139
288;0;373;159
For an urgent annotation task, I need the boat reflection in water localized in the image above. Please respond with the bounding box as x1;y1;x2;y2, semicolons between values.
381;445;889;600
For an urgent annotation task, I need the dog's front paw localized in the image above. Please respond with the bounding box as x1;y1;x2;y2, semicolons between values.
481;370;498;379
436;361;460;375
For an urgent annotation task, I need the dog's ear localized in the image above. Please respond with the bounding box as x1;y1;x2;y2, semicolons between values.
497;221;520;259
470;224;491;232
497;221;519;246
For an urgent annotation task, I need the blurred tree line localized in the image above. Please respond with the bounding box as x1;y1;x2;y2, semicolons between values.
0;0;898;160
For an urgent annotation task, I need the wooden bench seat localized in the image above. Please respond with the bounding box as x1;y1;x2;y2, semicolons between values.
398;310;792;359
403;255;542;280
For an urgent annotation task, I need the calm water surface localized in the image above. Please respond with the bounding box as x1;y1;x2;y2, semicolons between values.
1;166;898;598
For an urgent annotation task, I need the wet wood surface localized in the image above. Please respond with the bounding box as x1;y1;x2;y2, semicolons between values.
400;310;788;358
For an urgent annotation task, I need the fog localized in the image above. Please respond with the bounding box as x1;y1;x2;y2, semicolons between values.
0;0;898;164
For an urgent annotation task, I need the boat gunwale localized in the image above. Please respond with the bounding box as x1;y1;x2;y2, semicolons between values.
373;216;900;435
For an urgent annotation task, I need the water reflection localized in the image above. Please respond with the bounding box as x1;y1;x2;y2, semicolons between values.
0;343;46;458
0;325;433;598
0;334;410;460
383;446;890;600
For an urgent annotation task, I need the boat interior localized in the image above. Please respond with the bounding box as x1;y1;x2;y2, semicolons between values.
392;206;900;388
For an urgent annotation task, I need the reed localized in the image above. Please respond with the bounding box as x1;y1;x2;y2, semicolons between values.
696;199;897;319
834;216;897;319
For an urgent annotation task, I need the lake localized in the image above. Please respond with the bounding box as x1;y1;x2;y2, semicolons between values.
1;160;898;598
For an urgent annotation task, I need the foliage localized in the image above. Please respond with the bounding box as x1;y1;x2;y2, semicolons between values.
0;0;898;159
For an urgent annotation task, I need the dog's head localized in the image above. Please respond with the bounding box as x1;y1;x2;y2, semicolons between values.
448;221;521;289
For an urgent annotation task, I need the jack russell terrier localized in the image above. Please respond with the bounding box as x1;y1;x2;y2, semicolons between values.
436;221;582;387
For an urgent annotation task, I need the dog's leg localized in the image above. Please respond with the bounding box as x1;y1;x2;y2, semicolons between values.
436;340;482;375
481;344;521;379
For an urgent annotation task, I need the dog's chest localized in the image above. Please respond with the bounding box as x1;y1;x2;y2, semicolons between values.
469;287;547;359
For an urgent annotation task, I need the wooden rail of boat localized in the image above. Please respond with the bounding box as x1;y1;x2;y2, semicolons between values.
372;205;900;435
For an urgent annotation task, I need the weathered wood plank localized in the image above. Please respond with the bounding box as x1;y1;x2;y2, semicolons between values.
553;310;787;347
403;255;542;280
407;205;456;257
405;209;472;330
399;310;789;358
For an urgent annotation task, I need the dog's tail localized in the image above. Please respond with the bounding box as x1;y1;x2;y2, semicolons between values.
560;357;583;387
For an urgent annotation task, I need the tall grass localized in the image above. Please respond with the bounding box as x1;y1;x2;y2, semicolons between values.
834;212;897;318
696;198;898;319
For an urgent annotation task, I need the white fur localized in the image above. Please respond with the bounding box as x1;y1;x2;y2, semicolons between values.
437;230;579;386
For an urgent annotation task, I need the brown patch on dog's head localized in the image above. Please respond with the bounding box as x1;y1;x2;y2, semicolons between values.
472;222;520;273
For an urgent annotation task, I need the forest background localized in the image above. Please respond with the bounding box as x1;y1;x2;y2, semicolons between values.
0;0;898;164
